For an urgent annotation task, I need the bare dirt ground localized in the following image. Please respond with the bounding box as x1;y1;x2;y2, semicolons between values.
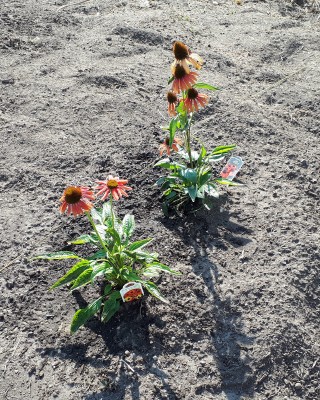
1;0;319;399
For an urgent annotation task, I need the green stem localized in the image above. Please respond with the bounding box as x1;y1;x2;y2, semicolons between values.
109;196;115;228
86;211;108;254
186;113;194;168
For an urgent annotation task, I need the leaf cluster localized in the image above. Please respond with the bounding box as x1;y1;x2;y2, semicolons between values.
155;144;239;214
35;202;179;333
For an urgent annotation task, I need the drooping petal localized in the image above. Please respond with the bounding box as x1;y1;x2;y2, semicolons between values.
111;188;119;201
188;53;204;70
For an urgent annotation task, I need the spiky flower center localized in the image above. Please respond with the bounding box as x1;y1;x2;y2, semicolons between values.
64;186;82;204
167;91;178;104
187;88;198;99
173;41;189;60
174;64;187;80
107;179;119;188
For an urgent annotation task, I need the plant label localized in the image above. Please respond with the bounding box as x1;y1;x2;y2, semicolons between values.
220;156;243;181
120;282;144;303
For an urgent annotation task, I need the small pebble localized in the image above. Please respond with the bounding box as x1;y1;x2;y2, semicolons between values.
153;355;158;362
124;350;130;357
171;336;176;341
295;382;302;390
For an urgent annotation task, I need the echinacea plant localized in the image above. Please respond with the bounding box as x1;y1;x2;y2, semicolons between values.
155;41;240;214
35;175;180;333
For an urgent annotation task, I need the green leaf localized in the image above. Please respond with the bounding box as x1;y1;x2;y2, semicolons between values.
169;117;178;147
70;268;93;290
187;186;197;202
215;178;241;186
205;184;219;198
197;146;207;165
50;260;91;289
196;187;205;198
156;177;166;187
90;262;113;281
176;101;186;115
145;262;181;275
91;208;103;224
122;214;135;239
88;249;106;260
103;284;113;296
193;82;219;91
154;158;184;170
128;238;153;252
107;227;121;245
122;270;141;281
181;168;198;184
101;292;121;323
70;297;102;334
211;145;236;155
164;190;177;201
207;154;226;162
178;149;199;162
33;251;81;260
199;170;212;187
69;234;97;245
101;202;113;224
142;281;169;303
168;75;174;84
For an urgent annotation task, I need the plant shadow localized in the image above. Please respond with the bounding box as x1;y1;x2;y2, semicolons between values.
160;194;253;253
38;293;179;399
161;195;255;398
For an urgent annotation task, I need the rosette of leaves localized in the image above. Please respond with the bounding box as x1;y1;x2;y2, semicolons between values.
155;142;239;214
35;203;180;333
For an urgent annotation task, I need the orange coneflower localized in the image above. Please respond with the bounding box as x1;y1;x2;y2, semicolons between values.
171;41;204;74
159;136;183;156
60;186;94;217
167;91;179;116
96;175;132;201
183;87;209;113
172;64;198;94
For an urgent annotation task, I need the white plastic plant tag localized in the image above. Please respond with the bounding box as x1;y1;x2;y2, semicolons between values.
120;282;144;303
220;156;244;181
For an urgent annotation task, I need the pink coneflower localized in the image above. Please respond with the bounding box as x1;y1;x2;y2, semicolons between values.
183;87;209;113
171;41;204;74
167;91;179;116
159;137;183;156
172;64;198;94
96;175;132;201
60;186;94;217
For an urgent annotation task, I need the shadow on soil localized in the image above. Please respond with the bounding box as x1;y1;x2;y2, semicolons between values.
39;295;178;399
161;196;255;398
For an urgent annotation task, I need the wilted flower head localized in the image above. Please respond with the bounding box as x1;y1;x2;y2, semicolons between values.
183;88;209;113
60;186;94;217
172;64;198;94
171;41;204;74
167;91;179;116
159;136;183;156
96;175;132;201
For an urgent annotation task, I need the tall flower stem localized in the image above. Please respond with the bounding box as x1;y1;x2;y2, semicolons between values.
186;113;194;168
86;211;108;254
109;196;115;229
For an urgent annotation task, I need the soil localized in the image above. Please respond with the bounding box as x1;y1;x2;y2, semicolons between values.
1;0;319;399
